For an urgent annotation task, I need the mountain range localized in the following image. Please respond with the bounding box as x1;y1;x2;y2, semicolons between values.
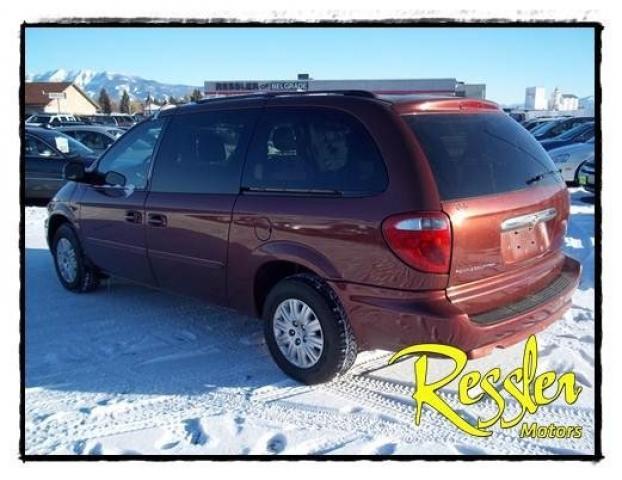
27;69;596;110
26;69;201;103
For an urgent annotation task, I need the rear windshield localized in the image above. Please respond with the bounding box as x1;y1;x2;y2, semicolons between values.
404;113;561;200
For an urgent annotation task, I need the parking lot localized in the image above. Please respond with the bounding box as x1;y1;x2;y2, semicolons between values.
23;188;595;455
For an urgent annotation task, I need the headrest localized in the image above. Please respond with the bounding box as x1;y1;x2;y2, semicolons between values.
272;126;297;153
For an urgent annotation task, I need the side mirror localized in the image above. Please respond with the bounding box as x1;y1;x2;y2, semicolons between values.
63;161;85;181
104;170;126;187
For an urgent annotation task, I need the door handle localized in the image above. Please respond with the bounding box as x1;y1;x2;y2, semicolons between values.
147;213;167;227
125;210;142;224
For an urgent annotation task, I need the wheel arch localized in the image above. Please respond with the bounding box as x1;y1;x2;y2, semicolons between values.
251;241;342;317
46;212;75;248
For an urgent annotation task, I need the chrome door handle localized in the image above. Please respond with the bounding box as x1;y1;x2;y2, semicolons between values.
147;213;167;227
125;210;142;224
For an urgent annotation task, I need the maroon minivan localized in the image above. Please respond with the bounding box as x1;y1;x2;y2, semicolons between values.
46;91;580;384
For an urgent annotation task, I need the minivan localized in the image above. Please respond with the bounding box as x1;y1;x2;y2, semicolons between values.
45;91;581;384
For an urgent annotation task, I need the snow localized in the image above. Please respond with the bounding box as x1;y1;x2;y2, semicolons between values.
24;188;596;455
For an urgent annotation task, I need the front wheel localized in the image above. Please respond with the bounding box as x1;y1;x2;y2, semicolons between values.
52;223;100;293
263;274;357;384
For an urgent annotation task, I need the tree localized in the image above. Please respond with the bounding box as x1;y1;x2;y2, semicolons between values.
120;90;131;114
98;88;112;114
190;88;202;102
130;100;143;114
167;95;178;105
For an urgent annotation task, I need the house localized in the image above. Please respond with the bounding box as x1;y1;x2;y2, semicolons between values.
25;82;100;116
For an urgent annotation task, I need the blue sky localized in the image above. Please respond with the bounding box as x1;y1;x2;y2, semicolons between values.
25;27;595;105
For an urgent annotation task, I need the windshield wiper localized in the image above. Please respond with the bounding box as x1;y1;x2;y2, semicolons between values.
525;169;560;185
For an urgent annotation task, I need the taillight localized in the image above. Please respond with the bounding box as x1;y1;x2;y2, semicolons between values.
382;212;452;274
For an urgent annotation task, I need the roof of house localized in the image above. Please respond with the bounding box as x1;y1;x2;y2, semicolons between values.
561;94;579;99
25;82;100;109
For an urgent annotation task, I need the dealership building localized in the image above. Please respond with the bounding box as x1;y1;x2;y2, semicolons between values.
204;74;486;99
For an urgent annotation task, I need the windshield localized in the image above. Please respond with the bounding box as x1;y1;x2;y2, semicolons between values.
27;115;51;124
557;123;592;140
404;112;561;200
115;116;134;126
531;120;561;136
44;131;95;157
107;128;125;138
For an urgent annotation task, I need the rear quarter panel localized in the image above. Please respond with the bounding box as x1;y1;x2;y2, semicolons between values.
226;97;448;316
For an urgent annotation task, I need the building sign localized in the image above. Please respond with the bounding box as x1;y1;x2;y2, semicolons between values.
211;80;309;93
47;92;67;100
258;81;308;92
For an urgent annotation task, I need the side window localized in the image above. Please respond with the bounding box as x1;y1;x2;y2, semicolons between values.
25;135;59;158
150;109;258;194
242;109;387;195
97;118;164;189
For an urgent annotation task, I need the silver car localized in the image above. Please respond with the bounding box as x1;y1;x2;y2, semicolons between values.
548;137;595;183
56;125;124;155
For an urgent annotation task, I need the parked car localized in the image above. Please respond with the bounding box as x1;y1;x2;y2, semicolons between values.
521;116;568;131
24;127;98;199
26;113;79;127
46;92;580;384
57;125;125;155
549;138;595;184
131;113;148;122
539;122;595;151
508;112;526;123
532;117;594;140
80;113;137;130
577;158;596;193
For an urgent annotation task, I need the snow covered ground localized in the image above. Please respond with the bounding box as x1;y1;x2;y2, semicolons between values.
24;188;596;456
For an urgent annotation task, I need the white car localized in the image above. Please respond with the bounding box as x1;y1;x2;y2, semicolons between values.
26;113;78;126
548;137;595;183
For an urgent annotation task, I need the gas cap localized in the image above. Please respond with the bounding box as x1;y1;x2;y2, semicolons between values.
254;217;272;241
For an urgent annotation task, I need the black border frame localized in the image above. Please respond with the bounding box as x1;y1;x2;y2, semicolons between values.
19;19;603;462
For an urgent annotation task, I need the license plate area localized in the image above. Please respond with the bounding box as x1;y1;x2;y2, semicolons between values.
501;223;551;264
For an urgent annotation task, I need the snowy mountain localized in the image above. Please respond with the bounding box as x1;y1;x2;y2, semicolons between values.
27;69;201;103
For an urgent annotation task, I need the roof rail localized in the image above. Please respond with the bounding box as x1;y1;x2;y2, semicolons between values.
196;89;377;104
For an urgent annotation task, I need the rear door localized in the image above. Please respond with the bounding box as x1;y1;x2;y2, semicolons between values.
78;118;165;285
404;112;569;314
144;108;260;304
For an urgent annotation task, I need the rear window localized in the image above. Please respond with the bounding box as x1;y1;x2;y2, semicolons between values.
404;113;561;200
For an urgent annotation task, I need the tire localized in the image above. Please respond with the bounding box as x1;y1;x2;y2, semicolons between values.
52;223;100;293
263;273;357;384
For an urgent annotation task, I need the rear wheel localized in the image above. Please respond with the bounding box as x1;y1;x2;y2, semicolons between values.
263;274;357;384
52;223;100;293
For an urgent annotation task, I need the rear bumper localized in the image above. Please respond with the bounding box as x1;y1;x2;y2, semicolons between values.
329;255;581;357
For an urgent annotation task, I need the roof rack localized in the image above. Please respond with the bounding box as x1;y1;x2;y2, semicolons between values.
196;90;377;104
